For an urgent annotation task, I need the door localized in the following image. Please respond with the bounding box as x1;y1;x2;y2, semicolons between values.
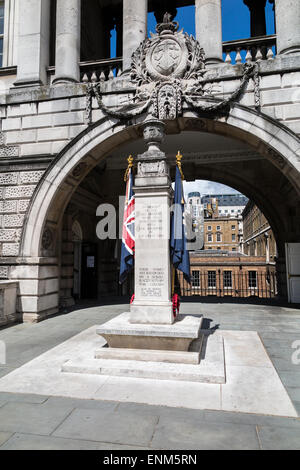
81;243;98;299
286;243;300;303
73;242;82;299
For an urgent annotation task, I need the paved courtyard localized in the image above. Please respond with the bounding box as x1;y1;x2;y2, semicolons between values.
0;299;300;450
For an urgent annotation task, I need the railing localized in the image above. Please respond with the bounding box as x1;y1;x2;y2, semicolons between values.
47;57;123;83
46;35;277;84
223;34;277;64
177;271;278;299
80;58;123;82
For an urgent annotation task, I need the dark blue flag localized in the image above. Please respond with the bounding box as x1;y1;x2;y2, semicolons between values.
170;165;191;283
119;168;135;284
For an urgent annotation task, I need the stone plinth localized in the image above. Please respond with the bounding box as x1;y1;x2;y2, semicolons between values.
94;347;202;365
62;331;225;384
96;312;203;352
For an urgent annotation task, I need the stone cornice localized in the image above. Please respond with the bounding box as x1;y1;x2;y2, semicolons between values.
106;150;262;170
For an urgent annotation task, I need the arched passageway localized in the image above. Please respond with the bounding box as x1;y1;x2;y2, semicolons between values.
18;105;300;321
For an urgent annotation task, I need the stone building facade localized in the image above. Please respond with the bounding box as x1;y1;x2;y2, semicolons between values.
243;199;277;262
0;0;298;325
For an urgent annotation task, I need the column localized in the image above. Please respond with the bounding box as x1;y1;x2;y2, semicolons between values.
195;0;223;65
53;0;81;84
244;0;267;37
123;0;147;72
130;120;174;325
14;0;50;86
275;0;300;55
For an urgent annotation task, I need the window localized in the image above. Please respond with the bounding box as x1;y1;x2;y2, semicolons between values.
216;233;222;242
223;271;232;288
0;1;4;67
207;226;212;231
232;225;236;230
191;271;200;288
207;233;213;242
208;271;216;288
232;247;236;252
217;225;221;231
249;271;257;288
232;234;236;241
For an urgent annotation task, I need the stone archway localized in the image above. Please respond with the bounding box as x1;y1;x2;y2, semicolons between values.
18;104;300;321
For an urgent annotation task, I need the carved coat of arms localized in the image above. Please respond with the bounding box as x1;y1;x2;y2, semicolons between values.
86;15;257;123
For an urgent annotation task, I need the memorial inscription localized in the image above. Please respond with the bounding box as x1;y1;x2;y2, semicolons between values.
136;203;164;239
138;267;164;298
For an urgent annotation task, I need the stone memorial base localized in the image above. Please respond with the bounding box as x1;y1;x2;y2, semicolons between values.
61;312;225;384
96;312;203;353
61;331;225;384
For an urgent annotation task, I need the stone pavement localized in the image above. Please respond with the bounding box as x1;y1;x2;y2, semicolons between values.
0;299;299;450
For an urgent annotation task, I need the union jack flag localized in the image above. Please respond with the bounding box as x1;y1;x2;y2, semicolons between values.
119;167;135;283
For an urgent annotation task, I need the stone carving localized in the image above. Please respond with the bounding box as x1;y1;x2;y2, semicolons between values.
267;148;285;169
138;120;166;161
42;228;53;250
86;15;256;122
72;162;88;179
138;161;168;177
152;81;182;120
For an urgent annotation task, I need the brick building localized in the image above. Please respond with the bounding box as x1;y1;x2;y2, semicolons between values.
203;217;242;252
178;251;277;298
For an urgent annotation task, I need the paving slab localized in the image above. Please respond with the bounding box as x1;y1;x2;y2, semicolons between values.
223;330;272;368
257;425;300;450
0;401;74;435
53;408;158;447
151;416;260;450
0;432;13;447
94;375;222;410
0;433;150;450
0;392;48;404
294;402;300;416
221;364;297;416
203;410;300;428
279;370;300;388
44;396;118;411
116;401;205;420
286;387;300;402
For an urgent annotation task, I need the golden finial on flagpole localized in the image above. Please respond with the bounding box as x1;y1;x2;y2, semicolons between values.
176;151;184;180
124;155;134;182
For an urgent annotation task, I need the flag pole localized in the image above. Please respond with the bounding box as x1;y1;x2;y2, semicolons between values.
124;155;134;182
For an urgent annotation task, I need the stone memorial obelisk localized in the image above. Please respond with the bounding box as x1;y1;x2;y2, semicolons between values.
130;119;174;325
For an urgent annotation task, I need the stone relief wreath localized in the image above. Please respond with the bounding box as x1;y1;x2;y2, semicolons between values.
86;15;258;123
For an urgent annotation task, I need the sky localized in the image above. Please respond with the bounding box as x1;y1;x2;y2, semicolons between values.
183;180;240;199
111;1;275;56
